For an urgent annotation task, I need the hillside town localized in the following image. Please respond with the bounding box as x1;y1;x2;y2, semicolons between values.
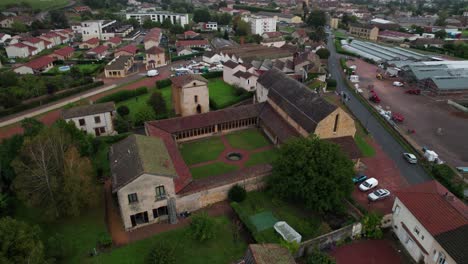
0;0;467;263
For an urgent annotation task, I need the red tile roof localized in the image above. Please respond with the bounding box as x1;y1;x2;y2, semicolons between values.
106;37;122;44
184;30;199;36
395;180;467;236
144;27;161;42
294;29;308;38
116;44;137;55
22;37;43;44
24;56;55;70
171;74;208;88
146;46;164;54
84;37;99;45
12;42;37;53
263;31;283;38
175;39;209;48
53;46;74;57
144;124;192;193
88;45;108;54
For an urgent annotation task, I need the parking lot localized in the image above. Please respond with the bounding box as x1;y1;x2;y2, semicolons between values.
349;58;468;167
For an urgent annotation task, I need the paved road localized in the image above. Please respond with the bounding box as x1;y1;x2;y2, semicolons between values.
327;34;430;185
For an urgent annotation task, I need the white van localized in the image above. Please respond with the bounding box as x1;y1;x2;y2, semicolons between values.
147;69;159;77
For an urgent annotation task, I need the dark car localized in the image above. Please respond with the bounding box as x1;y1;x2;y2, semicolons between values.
352;174;367;184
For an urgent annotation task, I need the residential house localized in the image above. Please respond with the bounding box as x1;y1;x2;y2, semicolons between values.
62;102;116;136
0;17;14;28
349;23;379;41
175;39;210;49
292;29;309;44
144;27;162;50
104;55;135;78
183;30;199;39
378;30;418;42
51;46;75;60
199;22;217;31
103;37;122;48
223;60;258;91
114;44;138;57
86;45;109;59
172;74;209;116
392;180;467;264
73;5;92;14
202;51;223;64
330;17;339;29
5;42;37;58
0;33;12;44
261;32;285;48
257;11;303;24
176;47;194;56
410;38;445;48
79;20;116;41
145;46;166;69
247;15;277;35
79;37;100;49
13;56;55;74
39;32;63;47
21;37;45;53
52;29;74;44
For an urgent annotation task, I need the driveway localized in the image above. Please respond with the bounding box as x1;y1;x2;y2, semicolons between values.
349;58;468;167
327;34;430;185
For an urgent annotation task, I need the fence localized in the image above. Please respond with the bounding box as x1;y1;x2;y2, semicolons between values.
295;222;362;258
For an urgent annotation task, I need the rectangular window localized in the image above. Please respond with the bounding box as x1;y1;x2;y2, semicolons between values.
155;186;166;200
94;116;101;123
414;226;420;235
393;205;400;215
128;193;138;203
99;127;106;133
79;119;85;126
333;114;339;133
194;95;198;103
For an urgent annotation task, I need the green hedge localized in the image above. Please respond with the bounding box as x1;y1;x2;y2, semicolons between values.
430;164;464;199
209;91;253;110
171;52;203;62
156;79;172;89
95;87;148;103
0;81;104;118
201;71;222;79
233;4;281;13
230;202;261;242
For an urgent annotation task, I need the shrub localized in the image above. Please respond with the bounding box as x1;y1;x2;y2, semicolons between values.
97;232;112;248
228;184;247;202
201;71;222;79
114;116;132;133
96;87;148;103
316;48;330;59
156;78;172;89
209;98;219;110
280;240;300;255
361;212;383;239
134;108;156;127
171;52;203;62
117;105;130;117
430;164;464;198
189;212;216;242
46;233;69;261
147;91;167;117
326;79;337;87
306;249;336;264
146;242;176;264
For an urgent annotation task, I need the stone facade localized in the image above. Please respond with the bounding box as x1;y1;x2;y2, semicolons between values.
65;111;115;136
314;108;356;139
349;25;379;41
172;79;209;116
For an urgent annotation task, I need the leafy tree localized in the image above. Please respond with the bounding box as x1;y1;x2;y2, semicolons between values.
69;66;83;80
161;18;172;29
193;9;211;23
307;9;326;28
267;136;354;213
341;13;357;26
46;233;70;262
228;184;246;202
190;212;216;242
114;115;132;133
0;71;19;87
117;105;130;117
147;91;167;117
49;10;69;28
134;108;157;126
316;48;330;59
146;242;176;264
127;18;140;29
307;249;336;264
13;125;97;219
0;217;45;264
223;30;229;40
435;30;447;39
411;25;424;35
11;21;28;32
361;212;383;239
170;24;184;34
309;26;326;42
142;19;162;29
234;19;250;36
21;118;44;138
0;134;23;192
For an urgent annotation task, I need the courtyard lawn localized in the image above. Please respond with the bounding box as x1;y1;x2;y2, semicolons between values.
116;86;172;122
245;149;279;167
333;30;348;39
179;136;225;165
0;0;70;10
354;134;375;157
91;216;247;264
225;129;271;150
190;162;239;179
208;79;250;109
231;191;329;243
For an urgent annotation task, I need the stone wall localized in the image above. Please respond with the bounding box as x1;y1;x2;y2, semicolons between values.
315;108;357;139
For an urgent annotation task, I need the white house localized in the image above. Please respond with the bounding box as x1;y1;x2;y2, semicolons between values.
0;33;12;44
223;60;258;91
6;42;37;58
246;15;277;35
392;181;467;264
62;102;116;136
203;22;218;31
125;11;189;26
80;20;117;41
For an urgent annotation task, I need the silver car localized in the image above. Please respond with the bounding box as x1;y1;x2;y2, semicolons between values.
403;153;417;164
368;189;390;201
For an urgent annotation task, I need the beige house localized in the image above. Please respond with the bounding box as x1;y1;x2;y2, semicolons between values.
223;60;258;91
330;17;339;29
0;17;14;28
104;55;134;78
13;56;55;75
5;42;37;58
171;75;209;116
145;46;166;70
349;23;379;41
392;181;467;264
62;102;116;136
144;27;162;50
22;37;46;53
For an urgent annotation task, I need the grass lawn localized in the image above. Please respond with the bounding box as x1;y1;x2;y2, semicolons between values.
208;79;249;109
308;80;325;90
245;149;278;167
179;136;225;165
49;64;102;75
333;30;348;39
225;129;271;150
231;191;329;243
91;216;247;264
116;86;172;122
190;162;239;179
0;0;70;10
14;197;107;264
462;30;468;38
354;134;375;157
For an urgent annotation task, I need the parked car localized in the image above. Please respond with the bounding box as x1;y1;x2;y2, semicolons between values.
368;189;390;201
393;81;404;87
353;174;367;184
359;178;379;191
403;153;417;164
147;69;159;77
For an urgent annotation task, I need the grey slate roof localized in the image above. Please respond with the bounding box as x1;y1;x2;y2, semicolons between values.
434;225;468;264
258;68;337;133
62;102;115;119
223;60;239;69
